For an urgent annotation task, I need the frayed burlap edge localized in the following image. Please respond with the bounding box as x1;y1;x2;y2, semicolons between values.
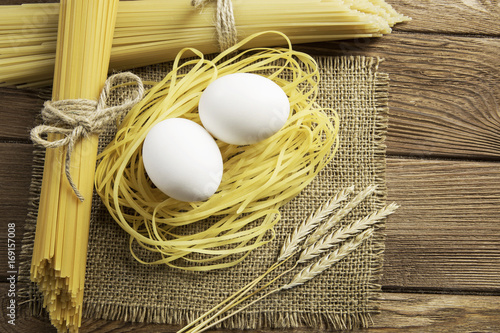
18;55;389;331
81;305;374;330
370;60;390;323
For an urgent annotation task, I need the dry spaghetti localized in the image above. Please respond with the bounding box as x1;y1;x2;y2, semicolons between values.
30;0;119;332
94;32;339;271
0;0;410;87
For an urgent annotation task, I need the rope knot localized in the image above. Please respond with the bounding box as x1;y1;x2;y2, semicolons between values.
192;0;238;51
30;72;144;201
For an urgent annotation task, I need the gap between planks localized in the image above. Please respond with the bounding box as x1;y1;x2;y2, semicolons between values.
296;32;500;160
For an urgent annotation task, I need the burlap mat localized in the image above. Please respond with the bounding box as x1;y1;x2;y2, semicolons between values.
20;55;388;330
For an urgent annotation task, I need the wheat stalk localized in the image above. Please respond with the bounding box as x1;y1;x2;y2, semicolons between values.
194;224;368;333
304;185;378;247
186;260;299;333
282;228;374;290
299;202;399;263
179;185;399;333
177;258;289;333
278;186;354;261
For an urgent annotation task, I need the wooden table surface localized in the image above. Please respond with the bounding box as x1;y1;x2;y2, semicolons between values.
1;0;499;332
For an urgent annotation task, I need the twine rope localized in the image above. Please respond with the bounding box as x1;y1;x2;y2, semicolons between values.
192;0;238;51
30;72;145;202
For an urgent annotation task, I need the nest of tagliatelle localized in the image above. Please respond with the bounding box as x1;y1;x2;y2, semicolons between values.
94;32;340;271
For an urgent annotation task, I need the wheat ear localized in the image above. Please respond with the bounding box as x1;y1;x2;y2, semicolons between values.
282;228;374;290
193;226;375;332
304;185;378;247
179;185;397;333
299;202;399;263
278;186;354;261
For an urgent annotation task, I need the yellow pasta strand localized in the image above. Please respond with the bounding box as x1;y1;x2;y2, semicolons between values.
95;32;340;271
0;0;410;87
30;0;119;332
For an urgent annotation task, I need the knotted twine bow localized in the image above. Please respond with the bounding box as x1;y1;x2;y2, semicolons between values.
192;0;238;51
30;72;144;202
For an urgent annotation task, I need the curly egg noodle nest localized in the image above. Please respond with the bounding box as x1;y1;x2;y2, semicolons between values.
95;32;340;270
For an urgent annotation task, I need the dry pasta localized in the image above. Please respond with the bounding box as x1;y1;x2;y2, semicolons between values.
30;0;119;332
95;32;340;271
0;0;410;87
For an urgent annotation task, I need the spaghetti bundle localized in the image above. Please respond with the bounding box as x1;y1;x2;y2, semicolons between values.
94;32;340;271
30;0;119;332
0;0;410;87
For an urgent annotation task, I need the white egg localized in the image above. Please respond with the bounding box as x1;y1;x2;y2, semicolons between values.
199;73;290;145
142;118;223;202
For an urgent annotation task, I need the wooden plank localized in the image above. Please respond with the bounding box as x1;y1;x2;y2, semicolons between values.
1;283;499;333
298;33;500;160
384;157;500;291
388;0;500;35
367;292;500;332
1;142;499;290
0;87;48;141
0;143;33;281
0;143;33;215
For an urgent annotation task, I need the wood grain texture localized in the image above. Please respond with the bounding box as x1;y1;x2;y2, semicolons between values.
297;33;500;160
368;292;500;332
2;283;499;333
0;87;46;141
0;143;33;280
0;143;32;219
384;157;500;291
388;0;500;35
